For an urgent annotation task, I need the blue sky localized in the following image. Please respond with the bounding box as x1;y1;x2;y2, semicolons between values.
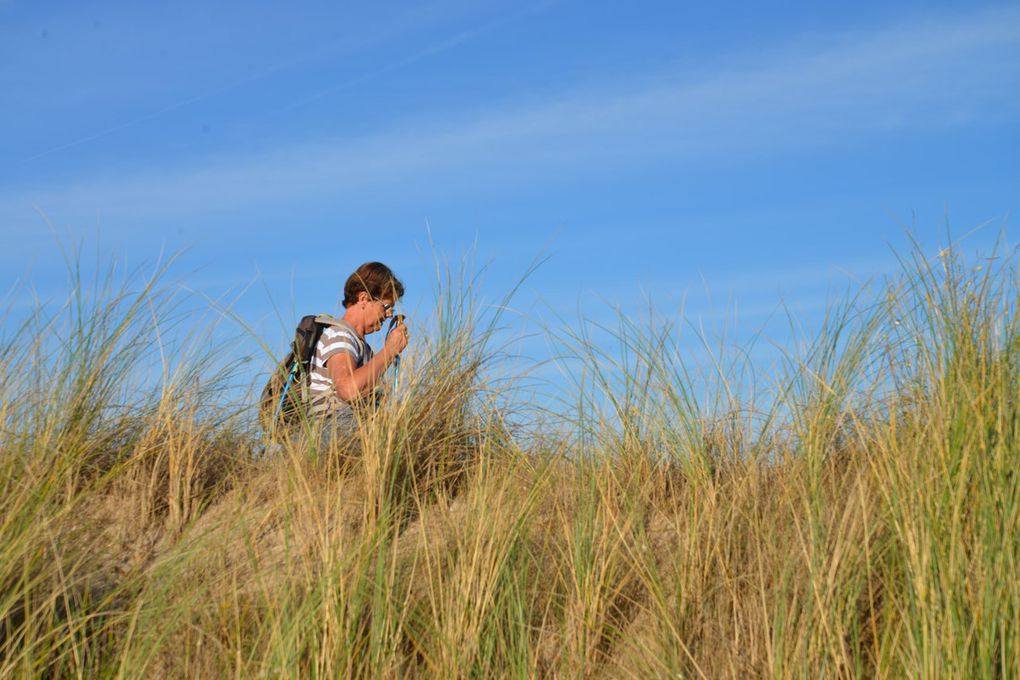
2;1;1018;401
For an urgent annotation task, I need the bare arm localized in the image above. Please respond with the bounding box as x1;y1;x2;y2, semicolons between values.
326;324;408;402
326;349;394;401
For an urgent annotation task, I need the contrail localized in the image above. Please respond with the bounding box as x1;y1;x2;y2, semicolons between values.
276;2;556;114
23;94;208;162
21;1;559;163
20;22;384;163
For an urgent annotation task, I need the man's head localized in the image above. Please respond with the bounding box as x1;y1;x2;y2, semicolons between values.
342;262;405;308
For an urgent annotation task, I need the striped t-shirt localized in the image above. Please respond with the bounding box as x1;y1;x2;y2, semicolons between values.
308;318;373;418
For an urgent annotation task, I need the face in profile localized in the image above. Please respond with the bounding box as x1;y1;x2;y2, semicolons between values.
367;297;395;334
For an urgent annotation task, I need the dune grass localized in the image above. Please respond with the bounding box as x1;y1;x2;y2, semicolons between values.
1;235;1017;678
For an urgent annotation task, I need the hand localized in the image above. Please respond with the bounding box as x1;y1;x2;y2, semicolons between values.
384;319;409;357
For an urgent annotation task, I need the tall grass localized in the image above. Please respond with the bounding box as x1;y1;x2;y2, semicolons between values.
1;235;1017;678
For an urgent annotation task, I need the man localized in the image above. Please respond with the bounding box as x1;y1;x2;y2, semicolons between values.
308;262;409;428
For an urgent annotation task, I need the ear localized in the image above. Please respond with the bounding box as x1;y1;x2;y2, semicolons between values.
357;291;370;304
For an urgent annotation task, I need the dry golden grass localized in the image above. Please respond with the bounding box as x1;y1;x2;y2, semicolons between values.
1;238;1018;678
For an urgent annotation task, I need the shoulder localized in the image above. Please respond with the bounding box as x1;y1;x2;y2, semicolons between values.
318;324;363;358
321;324;358;341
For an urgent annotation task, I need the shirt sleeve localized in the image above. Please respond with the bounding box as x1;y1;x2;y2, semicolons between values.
319;327;362;365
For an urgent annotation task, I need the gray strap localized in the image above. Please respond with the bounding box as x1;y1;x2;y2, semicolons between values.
314;315;369;360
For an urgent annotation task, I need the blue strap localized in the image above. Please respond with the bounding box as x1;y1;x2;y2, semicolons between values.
273;360;301;421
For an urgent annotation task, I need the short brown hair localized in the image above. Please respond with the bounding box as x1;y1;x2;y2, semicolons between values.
342;262;405;308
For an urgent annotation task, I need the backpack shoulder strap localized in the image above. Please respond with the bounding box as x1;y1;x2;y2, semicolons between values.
313;314;348;328
315;315;363;339
313;315;368;357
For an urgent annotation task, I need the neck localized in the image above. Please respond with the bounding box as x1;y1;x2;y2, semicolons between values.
341;307;368;337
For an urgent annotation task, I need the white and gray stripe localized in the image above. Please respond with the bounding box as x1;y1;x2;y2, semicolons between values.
308;318;373;417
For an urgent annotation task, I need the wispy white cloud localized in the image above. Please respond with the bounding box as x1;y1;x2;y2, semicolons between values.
16;2;547;163
2;5;1017;232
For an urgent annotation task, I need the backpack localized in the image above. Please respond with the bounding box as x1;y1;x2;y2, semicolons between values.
259;314;346;427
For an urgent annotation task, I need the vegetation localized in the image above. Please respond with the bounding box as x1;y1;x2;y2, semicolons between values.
1;235;1017;678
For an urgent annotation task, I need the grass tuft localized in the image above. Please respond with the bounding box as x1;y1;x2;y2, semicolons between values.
1;235;1018;678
